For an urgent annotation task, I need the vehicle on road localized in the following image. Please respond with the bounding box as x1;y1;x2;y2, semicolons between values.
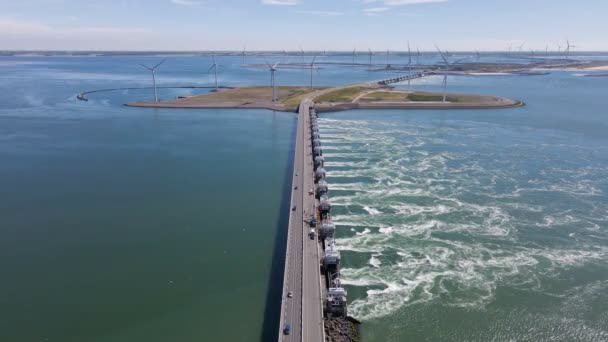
309;217;317;227
284;324;291;335
292;205;296;211
294;186;298;190
287;291;293;298
309;228;315;240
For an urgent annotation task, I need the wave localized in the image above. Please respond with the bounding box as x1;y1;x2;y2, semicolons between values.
317;115;608;322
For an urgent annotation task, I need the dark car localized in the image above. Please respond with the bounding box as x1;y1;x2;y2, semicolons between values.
284;324;291;335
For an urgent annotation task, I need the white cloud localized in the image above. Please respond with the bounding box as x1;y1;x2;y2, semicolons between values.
0;17;51;34
363;7;389;15
292;10;344;16
262;0;298;5
362;0;447;5
170;0;199;5
0;17;149;37
364;7;389;12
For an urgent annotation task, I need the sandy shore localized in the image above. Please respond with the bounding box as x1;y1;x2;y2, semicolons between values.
584;65;608;71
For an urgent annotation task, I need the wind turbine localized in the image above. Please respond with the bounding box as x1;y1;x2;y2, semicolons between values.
139;58;167;102
309;56;320;89
352;47;357;64
267;62;280;102
300;46;305;63
208;55;223;92
518;42;526;54
565;40;577;58
407;41;413;90
416;48;421;64
435;45;450;103
368;48;374;67
386;48;390;67
241;44;247;64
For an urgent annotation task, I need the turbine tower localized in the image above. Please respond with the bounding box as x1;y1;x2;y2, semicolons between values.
565;40;577;58
352;47;357;64
435;45;450;103
241;44;247;64
139;58;167;103
309;56;320;89
267;62;280;102
407;41;413;90
368;48;374;67
208;55;223;92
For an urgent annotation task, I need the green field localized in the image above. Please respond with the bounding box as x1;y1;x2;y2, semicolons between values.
315;86;369;103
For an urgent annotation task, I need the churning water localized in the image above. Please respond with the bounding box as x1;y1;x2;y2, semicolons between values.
320;72;608;341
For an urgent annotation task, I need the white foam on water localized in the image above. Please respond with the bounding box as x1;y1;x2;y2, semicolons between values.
319;114;608;322
369;254;382;268
363;206;382;215
356;228;372;236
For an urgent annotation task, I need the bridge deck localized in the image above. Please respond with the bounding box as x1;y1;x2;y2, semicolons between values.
278;98;324;342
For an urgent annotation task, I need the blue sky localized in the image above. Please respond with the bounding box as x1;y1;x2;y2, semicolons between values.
1;0;606;51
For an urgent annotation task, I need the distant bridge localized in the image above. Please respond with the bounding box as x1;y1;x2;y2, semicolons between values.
377;71;434;85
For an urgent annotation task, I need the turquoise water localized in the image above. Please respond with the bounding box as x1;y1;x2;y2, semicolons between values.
321;72;608;341
1;55;607;341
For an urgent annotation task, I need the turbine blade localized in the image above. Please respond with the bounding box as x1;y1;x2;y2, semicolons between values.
139;64;153;71
434;45;449;64
152;58;167;70
407;41;412;63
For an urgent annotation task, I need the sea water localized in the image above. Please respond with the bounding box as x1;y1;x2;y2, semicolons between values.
321;71;608;341
1;54;607;341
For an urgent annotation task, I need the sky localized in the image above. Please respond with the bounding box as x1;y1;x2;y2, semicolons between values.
1;0;607;51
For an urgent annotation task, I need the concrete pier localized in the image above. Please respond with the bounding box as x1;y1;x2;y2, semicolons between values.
278;97;324;342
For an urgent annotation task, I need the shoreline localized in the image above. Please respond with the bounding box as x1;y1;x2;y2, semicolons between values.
126;86;524;113
126;98;524;112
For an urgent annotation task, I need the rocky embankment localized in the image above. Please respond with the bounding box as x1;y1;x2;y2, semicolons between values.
325;317;361;342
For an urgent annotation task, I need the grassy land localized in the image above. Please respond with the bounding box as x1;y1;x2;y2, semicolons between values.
160;86;499;110
315;86;369;103
279;87;322;108
360;91;409;102
360;91;492;103
174;86;318;110
407;93;459;102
